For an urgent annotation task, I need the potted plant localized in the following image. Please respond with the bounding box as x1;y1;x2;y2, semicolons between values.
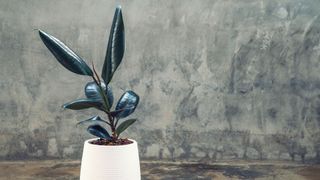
38;6;141;180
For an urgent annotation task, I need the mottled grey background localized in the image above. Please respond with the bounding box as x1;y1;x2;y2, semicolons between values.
1;0;320;162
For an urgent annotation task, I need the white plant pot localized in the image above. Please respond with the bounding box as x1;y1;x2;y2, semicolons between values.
80;138;141;180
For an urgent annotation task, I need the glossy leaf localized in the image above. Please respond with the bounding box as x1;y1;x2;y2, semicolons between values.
101;6;125;84
63;99;102;110
116;119;136;136
87;124;111;139
84;81;114;107
38;30;93;76
115;90;139;118
110;106;134;117
77;116;109;126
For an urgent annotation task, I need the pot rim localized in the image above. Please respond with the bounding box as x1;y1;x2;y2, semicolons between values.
84;138;137;148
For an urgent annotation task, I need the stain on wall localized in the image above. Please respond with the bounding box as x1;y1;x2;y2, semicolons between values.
1;0;320;162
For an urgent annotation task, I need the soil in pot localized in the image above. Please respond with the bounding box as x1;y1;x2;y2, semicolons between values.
89;138;133;146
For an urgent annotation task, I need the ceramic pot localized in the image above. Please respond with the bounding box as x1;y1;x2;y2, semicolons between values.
80;138;141;180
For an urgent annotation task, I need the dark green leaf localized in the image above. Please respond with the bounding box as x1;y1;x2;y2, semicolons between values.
110;106;134;117
63;99;102;110
101;6;125;84
84;81;113;107
87;124;111;140
38;30;93;76
115;119;136;136
77;116;109;126
115;90;139;118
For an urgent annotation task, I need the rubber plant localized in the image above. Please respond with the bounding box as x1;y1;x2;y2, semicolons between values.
38;6;139;145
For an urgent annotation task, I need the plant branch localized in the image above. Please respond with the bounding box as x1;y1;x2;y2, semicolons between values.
91;75;110;112
92;76;100;87
103;120;112;126
92;61;101;84
91;62;110;112
107;113;117;141
114;117;120;128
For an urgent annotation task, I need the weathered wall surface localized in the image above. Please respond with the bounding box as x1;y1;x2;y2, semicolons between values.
1;0;320;162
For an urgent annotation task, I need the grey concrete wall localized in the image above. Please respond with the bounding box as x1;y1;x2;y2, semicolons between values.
1;0;320;162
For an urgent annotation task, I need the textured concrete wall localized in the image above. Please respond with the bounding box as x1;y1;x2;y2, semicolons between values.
1;0;320;162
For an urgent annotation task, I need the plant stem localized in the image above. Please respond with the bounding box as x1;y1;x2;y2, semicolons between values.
91;76;110;112
91;62;110;112
114;118;119;128
99;84;111;110
91;61;101;85
92;76;109;110
108;113;117;141
91;63;117;141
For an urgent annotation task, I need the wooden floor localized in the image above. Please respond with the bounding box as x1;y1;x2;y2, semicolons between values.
0;160;319;179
